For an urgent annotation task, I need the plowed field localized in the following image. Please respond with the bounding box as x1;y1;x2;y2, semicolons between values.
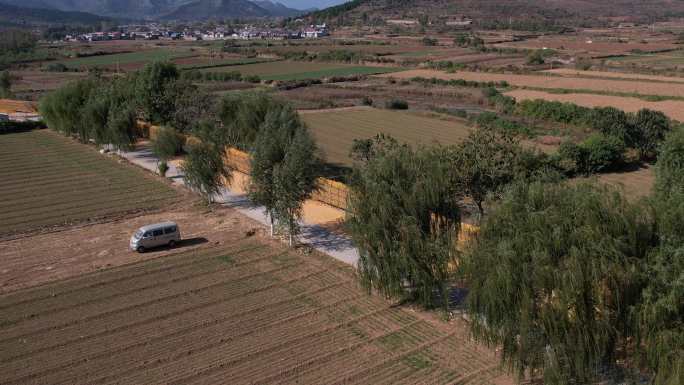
0;130;177;237
380;69;684;98
0;239;511;385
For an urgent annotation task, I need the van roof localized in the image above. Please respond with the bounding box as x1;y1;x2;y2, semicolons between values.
138;221;177;232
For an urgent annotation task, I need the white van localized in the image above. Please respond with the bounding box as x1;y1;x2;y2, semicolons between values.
129;221;181;252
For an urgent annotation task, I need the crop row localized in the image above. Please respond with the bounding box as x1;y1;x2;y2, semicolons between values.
0;261;327;362
0;242;264;309
4;279;357;384
0;257;307;344
0;247;283;326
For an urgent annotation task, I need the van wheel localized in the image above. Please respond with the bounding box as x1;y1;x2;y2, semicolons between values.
136;246;145;253
168;240;176;248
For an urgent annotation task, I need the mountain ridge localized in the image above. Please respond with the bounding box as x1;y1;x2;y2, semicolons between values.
0;0;303;20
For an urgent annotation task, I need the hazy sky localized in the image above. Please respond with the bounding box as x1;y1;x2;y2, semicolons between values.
278;0;347;10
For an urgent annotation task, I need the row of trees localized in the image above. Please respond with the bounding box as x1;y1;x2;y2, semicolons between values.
178;94;321;246
465;128;684;384
40;61;214;150
347;128;549;307
519;99;672;159
347;122;683;383
41;61;322;246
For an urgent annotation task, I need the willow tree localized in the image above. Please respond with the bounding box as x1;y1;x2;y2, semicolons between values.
273;127;321;246
40;78;98;141
248;105;320;245
218;92;283;149
346;136;461;309
83;77;137;151
463;181;654;384
639;127;684;385
181;140;231;203
133;61;179;124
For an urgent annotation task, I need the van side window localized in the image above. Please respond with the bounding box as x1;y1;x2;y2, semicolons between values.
152;229;163;237
164;226;176;234
143;231;152;237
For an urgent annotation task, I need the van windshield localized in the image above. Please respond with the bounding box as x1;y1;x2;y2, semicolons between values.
134;230;143;239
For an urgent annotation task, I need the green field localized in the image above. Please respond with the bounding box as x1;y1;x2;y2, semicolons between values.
177;57;274;70
203;60;398;81
301;107;472;166
0;130;177;236
607;50;684;66
58;49;195;69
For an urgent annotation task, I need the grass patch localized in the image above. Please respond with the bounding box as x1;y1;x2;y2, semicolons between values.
301;108;472;167
378;332;406;350
57;49;194;69
216;255;235;264
178;57;276;70
403;352;433;369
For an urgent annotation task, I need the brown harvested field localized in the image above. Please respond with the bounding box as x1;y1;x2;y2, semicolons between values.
301;107;472;167
504;89;684;122
544;68;684;83
0;130;178;238
494;35;676;56
0;236;511;385
380;69;684;98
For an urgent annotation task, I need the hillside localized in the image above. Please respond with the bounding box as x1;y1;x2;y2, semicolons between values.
309;0;684;29
0;3;113;27
161;0;301;19
0;0;302;19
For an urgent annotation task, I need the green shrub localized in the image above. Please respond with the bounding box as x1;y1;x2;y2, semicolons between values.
158;161;169;177
45;63;69;72
152;126;183;162
361;96;373;106
385;98;408;110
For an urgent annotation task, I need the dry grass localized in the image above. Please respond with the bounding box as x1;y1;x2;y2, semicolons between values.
301;107;472;167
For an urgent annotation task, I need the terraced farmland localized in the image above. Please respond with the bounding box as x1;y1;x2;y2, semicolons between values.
203;61;397;81
0;130;177;236
0;239;509;385
301;107;472;166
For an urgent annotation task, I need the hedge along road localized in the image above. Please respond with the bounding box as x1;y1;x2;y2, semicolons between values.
117;142;359;266
0;130;178;237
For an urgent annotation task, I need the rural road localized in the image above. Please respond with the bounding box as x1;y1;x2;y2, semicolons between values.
117;144;360;266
